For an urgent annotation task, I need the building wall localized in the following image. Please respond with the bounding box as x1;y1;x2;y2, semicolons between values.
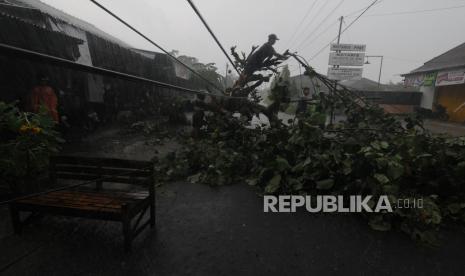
436;83;465;122
419;85;435;109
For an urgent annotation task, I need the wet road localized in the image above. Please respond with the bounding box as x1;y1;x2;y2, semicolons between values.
1;124;464;275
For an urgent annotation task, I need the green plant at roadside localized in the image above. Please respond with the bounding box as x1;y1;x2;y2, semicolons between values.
0;102;63;193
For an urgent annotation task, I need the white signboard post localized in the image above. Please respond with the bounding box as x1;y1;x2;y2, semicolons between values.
330;43;366;52
328;43;366;81
328;68;363;81
329;52;365;66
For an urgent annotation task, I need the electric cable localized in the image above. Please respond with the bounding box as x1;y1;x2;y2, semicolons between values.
285;0;319;48
90;0;224;93
295;0;345;51
185;0;241;76
297;20;338;53
289;0;330;49
355;4;465;17
309;0;380;61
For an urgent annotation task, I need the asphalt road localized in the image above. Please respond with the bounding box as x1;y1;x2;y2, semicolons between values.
0;123;464;275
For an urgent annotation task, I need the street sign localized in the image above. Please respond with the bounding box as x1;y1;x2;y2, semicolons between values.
328;67;363;81
330;43;366;52
329;52;365;66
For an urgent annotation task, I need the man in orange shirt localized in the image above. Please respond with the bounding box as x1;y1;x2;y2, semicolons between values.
30;75;59;122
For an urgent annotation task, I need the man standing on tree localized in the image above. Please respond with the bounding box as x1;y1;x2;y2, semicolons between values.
29;74;59;122
235;34;288;88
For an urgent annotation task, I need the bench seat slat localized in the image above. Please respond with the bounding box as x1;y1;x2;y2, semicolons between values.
52;156;152;170
54;165;152;177
55;173;147;185
16;190;149;213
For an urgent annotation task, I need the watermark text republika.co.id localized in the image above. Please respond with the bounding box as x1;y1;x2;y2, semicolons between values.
264;195;423;213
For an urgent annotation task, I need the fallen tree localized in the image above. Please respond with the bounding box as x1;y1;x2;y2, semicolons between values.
154;49;465;246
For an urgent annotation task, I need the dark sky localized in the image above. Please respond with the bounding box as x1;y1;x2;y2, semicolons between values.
43;0;465;83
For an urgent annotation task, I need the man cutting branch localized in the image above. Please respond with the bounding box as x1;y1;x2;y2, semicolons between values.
234;34;290;89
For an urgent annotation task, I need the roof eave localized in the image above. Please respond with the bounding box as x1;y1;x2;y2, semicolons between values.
402;64;465;77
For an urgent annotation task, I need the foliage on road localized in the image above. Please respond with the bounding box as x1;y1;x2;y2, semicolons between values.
154;72;465;246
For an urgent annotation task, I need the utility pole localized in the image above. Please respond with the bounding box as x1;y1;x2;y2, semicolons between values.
378;56;383;87
330;16;344;125
224;62;229;89
365;55;384;87
337;16;343;45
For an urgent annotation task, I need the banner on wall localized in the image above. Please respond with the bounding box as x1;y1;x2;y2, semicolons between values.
435;70;465;86
423;73;437;87
404;74;425;87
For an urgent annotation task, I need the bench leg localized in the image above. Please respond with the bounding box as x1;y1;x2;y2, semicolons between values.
150;198;156;228
122;214;132;252
9;204;22;234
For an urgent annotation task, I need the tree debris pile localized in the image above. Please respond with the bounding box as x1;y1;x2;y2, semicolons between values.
154;50;465;246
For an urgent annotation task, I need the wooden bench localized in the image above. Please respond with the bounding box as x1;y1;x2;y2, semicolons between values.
9;155;155;252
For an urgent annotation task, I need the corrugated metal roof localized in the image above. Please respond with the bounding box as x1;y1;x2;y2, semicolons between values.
0;8;83;44
9;0;131;47
404;42;465;75
0;11;84;61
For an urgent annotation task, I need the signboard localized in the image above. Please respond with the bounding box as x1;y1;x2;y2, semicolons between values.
330;43;366;52
328;67;363;81
404;73;437;87
404;74;424;87
329;52;365;66
435;70;465;86
423;72;437;87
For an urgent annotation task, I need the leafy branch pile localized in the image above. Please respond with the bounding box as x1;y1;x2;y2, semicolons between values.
154;50;464;245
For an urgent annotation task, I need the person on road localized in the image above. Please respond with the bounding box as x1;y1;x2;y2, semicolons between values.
296;87;311;116
29;74;59;122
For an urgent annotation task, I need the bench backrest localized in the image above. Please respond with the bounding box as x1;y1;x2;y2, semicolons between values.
49;155;154;188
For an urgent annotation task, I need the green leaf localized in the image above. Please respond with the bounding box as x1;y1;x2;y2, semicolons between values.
371;142;381;150
387;163;403;180
289;178;303;191
316;178;334;190
374;174;390;184
380;141;389;149
292;163;304;173
275;156;291;172
187;173;202;183
246;178;258;186
265;174;282;194
303;157;312;167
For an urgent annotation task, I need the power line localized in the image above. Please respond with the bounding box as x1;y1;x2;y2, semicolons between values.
344;0;385;18
296;0;345;51
185;0;240;76
309;0;380;61
89;0;224;93
285;0;319;48
297;20;339;53
290;0;330;49
360;4;465;17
